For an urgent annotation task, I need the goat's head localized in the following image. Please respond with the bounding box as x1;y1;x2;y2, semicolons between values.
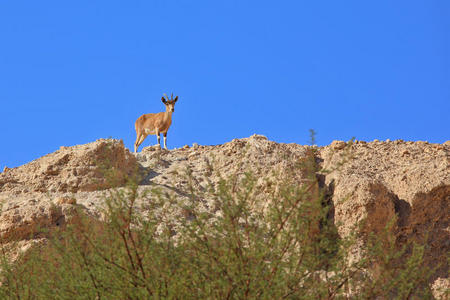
161;93;178;112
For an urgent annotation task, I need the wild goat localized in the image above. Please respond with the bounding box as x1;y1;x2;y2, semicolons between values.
134;93;178;152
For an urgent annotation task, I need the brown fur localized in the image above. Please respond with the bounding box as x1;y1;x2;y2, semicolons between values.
134;95;178;152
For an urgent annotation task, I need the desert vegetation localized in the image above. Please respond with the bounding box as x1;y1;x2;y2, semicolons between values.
0;137;444;299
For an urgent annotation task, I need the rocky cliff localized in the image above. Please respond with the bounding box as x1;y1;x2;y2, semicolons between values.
0;135;448;297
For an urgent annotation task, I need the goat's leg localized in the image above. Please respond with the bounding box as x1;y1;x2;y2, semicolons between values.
155;129;161;147
163;132;168;150
135;134;146;152
134;132;142;153
138;134;147;146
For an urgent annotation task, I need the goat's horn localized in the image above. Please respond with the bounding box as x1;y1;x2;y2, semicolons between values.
171;92;174;101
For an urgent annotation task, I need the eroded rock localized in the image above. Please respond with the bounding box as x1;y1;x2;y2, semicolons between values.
0;136;448;286
0;139;139;194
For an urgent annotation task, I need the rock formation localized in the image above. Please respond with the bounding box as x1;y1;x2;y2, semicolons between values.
0;135;448;297
0;139;138;194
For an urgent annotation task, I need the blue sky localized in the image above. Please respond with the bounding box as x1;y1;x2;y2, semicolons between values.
1;1;449;168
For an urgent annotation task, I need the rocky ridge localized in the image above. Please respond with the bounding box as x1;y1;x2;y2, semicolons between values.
0;135;448;297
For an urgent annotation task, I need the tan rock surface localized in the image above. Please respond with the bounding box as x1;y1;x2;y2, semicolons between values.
0;139;138;194
0;197;78;242
0;136;448;286
321;140;449;205
321;139;449;281
136;134;309;197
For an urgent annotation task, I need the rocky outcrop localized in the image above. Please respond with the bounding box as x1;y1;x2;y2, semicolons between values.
321;140;449;205
0;136;448;295
0;139;139;261
136;135;310;200
321;140;449;283
0;139;139;194
0;197;78;243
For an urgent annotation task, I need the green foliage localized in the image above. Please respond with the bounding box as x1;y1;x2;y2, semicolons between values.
353;219;434;299
0;151;435;299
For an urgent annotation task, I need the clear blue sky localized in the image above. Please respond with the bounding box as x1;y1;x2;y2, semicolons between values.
1;1;449;168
